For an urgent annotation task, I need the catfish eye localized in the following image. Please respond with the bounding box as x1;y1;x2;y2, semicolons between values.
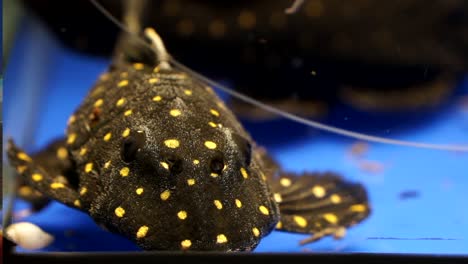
210;158;225;174
121;130;146;163
232;133;252;166
164;155;183;174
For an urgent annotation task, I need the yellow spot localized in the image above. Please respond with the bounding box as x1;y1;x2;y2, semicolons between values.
238;10;256;29
136;226;149;238
252;227;260;237
170;109;182;117
184;89;192;96
160;161;169;170
293;215;308;228
122;128;131;137
164;139;180;148
94;99;104;107
56;147;68;160
259;205;269;215
273;193;282;203
17;152;33;162
51;182;65;189
177;211;188;220
153;65;161;73
74;200;81;207
210;173;219;178
210;109;220;117
323;213;339;224
79;147;87;156
104;160;111;169
152;95;162;101
133;63;144;70
84;162;93;173
330;194;342;204
67;133;77;145
280;178;291;187
118;80;129;87
208;122;217;128
103;132;112;141
187;179;196;186
149;78;159;84
136;188;144;195
32;173;43;182
68;115;76;125
209;20;227;38
17;165;27;174
350;204;367;213
19;186;33;196
80;187;87;195
193;159;200;165
214;200;223;210
115;207;125;217
235;199;242;208
181;239;192;249
240;167;248;179
120;167;130;177
204;141;217;149
116;98;126;107
216;234;228;244
312;185;326;198
160;190;171;201
120;72;128;78
276;221;283;229
124;109;133;116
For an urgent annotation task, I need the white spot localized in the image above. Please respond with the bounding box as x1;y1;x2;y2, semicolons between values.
6;222;54;250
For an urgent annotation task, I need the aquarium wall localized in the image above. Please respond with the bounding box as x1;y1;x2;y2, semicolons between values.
2;0;468;257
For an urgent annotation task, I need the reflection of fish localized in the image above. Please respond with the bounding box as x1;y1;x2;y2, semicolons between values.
20;0;468;117
6;18;370;250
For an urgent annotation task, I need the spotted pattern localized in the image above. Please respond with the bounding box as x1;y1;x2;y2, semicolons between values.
216;234;228;244
181;239;192;249
259;205;269;215
6;49;369;251
32;173;43;182
213;200;223;210
118;80;129;87
160;190;171;201
170;109;182;117
120;167;130;177
136;226;149;238
164;139;180;148
115;207;125;217
204;141;217;149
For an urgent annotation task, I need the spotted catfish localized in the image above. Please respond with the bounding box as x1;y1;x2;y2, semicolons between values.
7;28;370;251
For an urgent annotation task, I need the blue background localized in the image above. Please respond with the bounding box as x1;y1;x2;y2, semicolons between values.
3;15;468;254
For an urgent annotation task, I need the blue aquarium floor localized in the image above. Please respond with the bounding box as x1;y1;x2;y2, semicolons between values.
3;16;468;254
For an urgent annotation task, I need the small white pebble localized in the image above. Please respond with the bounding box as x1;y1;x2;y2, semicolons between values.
5;222;54;250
